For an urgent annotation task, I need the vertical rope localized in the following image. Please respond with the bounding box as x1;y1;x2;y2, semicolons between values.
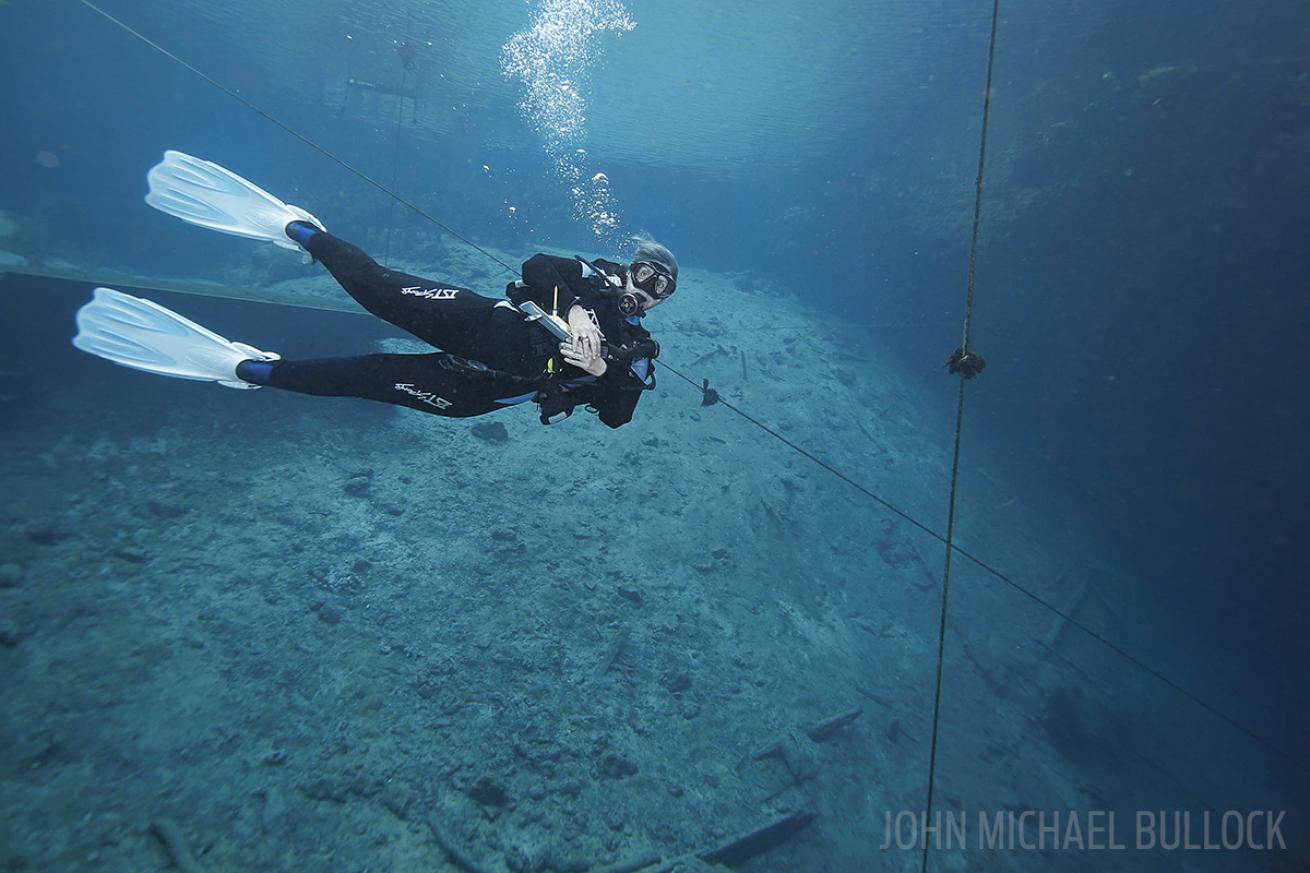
960;0;1001;355
382;66;408;268
920;1;1001;871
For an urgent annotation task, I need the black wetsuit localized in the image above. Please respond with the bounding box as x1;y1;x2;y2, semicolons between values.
239;232;656;428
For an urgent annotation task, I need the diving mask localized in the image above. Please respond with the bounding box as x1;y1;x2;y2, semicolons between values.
629;260;676;299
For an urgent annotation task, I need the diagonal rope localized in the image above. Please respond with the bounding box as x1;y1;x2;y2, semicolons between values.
74;0;1309;780
75;0;519;277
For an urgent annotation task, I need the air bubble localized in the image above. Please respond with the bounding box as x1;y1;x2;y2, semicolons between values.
501;0;635;246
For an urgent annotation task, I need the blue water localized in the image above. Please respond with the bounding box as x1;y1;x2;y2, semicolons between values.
0;1;1306;871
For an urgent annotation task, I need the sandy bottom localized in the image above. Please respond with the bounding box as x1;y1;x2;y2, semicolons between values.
0;255;1295;872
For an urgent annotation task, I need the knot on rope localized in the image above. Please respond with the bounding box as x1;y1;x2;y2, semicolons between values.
945;346;987;379
700;378;720;407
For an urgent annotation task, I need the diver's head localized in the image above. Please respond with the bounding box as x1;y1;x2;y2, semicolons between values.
622;234;679;314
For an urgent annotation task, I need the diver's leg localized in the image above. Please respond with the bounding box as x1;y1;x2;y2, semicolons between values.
236;353;529;418
289;223;499;357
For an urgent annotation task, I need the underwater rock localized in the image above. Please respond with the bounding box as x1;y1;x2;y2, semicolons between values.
145;499;189;520
343;473;372;497
300;777;349;804
261;749;288;766
24;525;69;546
0;617;25;648
382;782;414;820
0;563;22;588
504;846;535;873
597;752;638;779
471;421;510;443
113;547;148;564
314;604;343;625
467;776;510;807
490;528;526;556
298;772;380;805
257;785;291;832
662;670;693;694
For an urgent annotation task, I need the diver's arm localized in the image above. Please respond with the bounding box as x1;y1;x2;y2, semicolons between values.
588;342;655;428
517;254;586;310
512;254;606;355
591;363;649;428
517;253;623;310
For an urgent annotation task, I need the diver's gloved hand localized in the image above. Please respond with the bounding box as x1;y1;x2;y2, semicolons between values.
559;339;608;376
567;305;604;361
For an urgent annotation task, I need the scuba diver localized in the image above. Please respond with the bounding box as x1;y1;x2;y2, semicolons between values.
73;151;676;428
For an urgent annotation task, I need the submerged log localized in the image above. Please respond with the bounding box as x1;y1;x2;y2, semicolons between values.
698;806;818;867
595;627;630;678
620;808;819;872
427;815;495;873
804;707;863;743
149;819;205;873
592;853;663;873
